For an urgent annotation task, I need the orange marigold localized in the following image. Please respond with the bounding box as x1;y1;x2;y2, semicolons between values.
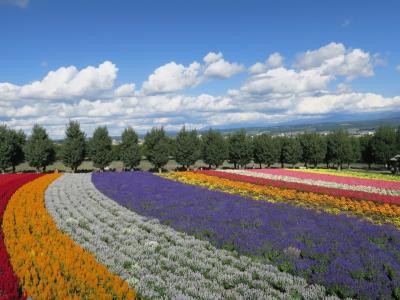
3;174;136;300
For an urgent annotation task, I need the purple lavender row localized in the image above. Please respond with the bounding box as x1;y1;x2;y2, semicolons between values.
92;172;400;299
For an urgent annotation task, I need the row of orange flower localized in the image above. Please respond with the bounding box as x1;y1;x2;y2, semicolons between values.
162;172;400;228
2;174;136;300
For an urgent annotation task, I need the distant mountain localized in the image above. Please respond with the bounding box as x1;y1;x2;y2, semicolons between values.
205;116;400;136
58;115;400;142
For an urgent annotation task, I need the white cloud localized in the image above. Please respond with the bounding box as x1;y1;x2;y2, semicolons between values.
2;43;398;138
203;52;223;64
336;83;352;93
396;65;400;73
203;52;244;78
249;52;284;74
295;42;346;69
294;42;374;80
141;52;243;94
114;83;135;97
141;61;201;94
293;93;400;115
241;67;331;95
0;61;118;101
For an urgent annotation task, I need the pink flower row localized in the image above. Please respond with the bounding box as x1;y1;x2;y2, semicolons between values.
247;168;400;190
200;170;400;205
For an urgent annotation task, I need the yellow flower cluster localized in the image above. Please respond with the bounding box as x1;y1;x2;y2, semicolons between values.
2;174;136;300
291;168;400;182
162;172;400;228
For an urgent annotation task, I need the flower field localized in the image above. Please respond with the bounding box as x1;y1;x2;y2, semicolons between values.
292;168;400;182
199;169;400;204
1;169;400;299
0;173;42;299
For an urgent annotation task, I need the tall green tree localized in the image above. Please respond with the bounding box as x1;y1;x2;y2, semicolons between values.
62;121;86;172
326;129;352;170
144;127;170;172
346;136;360;168
228;129;253;169
279;136;302;168
359;135;374;169
89;126;113;171
0;125;13;173
252;133;278;168
298;132;326;168
371;126;397;168
201;129;228;169
24;125;55;172
9;129;26;173
120;127;141;171
395;126;400;153
175;126;200;170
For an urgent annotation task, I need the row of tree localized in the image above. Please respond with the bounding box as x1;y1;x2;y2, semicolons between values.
1;122;400;173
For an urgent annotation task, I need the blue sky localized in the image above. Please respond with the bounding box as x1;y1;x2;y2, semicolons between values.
1;0;400;137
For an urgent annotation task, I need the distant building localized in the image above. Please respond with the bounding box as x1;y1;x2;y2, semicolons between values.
354;129;375;137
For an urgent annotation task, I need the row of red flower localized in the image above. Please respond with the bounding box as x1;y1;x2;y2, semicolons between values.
197;170;400;205
0;173;43;299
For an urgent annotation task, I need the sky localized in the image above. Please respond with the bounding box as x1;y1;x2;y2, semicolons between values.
0;0;400;137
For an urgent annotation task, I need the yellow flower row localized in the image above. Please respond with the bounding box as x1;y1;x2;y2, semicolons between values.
290;168;400;182
162;172;400;228
2;174;136;300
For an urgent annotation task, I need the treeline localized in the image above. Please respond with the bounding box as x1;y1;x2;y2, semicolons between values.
1;121;400;173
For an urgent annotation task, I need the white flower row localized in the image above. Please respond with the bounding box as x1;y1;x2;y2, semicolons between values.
220;170;400;196
45;174;334;300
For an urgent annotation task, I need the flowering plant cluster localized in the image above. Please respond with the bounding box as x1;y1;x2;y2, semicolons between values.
245;169;400;194
45;173;327;299
93;172;400;299
201;169;400;204
163;171;400;228
2;174;136;300
0;173;42;300
293;168;400;182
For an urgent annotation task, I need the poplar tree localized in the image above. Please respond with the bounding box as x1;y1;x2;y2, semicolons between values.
62;121;86;172
24;125;55;172
9;129;26;172
120;127;141;171
298;132;326;168
326;129;352;170
175;126;200;170
371;126;397;168
0;125;12;173
252;133;278;168
144;127;170;172
279;136;302;168
359;135;374;169
201;129;228;169
89;126;113;171
228;129;252;169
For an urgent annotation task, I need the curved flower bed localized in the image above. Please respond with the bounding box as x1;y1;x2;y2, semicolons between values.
292;168;400;182
3;174;136;299
234;170;400;196
202;170;400;205
252;168;400;190
162;172;400;228
93;172;400;299
45;174;327;299
0;173;42;300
